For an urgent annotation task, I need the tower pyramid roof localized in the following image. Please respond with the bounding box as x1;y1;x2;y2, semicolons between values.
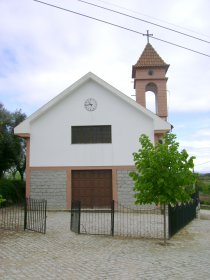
132;43;169;77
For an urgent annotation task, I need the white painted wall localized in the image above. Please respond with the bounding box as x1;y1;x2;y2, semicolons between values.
30;80;154;166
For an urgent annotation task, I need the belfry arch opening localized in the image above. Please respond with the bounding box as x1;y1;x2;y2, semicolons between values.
145;83;158;114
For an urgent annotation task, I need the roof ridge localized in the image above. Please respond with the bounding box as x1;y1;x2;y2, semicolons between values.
14;72;171;135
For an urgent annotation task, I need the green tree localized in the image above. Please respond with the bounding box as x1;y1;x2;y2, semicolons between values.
0;103;13;178
0;194;6;205
130;133;198;243
10;110;27;180
0;103;26;179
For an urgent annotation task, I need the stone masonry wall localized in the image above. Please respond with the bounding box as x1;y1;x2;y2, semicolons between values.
117;170;136;207
30;170;67;209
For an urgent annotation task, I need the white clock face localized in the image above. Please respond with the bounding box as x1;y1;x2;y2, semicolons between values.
84;98;97;111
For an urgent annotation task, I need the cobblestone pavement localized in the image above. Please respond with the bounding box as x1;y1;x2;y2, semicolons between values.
0;210;210;280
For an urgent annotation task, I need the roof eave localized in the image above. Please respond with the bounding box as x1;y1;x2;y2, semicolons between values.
132;64;170;76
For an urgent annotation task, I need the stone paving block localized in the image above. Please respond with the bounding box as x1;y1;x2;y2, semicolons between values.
0;211;210;279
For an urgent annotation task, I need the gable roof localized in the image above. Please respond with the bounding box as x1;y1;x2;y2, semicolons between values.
14;72;171;135
132;43;169;77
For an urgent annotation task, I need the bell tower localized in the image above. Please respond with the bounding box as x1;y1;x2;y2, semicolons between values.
132;42;169;120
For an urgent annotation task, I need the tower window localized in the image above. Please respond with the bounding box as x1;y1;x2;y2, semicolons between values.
148;69;154;76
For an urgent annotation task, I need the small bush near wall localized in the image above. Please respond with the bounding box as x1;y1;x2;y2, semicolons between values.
0;179;25;204
0;195;6;205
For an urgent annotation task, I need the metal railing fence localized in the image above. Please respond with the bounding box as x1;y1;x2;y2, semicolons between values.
0;198;47;234
71;201;166;239
168;200;197;238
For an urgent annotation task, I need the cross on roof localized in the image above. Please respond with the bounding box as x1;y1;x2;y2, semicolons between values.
143;30;153;43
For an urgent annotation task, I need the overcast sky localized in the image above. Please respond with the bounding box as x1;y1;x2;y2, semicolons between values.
1;0;210;173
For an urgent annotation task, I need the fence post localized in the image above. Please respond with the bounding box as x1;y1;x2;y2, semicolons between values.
70;201;73;231
111;200;115;236
24;198;27;231
71;201;81;234
43;199;47;234
168;204;171;238
78;201;81;234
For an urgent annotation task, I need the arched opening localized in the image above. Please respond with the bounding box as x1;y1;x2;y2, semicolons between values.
145;83;158;114
146;91;156;113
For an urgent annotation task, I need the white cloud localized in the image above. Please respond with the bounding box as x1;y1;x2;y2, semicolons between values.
179;137;210;173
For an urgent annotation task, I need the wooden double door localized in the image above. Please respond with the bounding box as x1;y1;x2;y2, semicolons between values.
72;170;112;208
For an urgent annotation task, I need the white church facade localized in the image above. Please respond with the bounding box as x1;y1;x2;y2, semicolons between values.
15;43;171;209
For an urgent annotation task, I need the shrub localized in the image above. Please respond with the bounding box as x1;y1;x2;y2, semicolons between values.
0;194;6;205
200;200;210;206
0;179;25;204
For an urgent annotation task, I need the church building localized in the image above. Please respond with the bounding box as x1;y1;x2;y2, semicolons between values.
14;43;171;209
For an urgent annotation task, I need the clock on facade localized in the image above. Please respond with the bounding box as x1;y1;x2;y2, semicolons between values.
84;98;97;111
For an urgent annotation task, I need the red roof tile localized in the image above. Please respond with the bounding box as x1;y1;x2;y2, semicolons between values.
132;43;169;77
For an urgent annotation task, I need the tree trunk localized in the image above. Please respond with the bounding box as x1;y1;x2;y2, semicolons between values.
19;170;24;181
163;203;167;245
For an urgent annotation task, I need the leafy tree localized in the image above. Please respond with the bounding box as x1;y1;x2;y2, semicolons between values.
0;179;25;203
0;103;13;178
10;110;27;180
0;194;6;205
0;103;26;179
130;133;198;243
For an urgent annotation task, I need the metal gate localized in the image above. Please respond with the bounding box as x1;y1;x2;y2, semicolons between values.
70;200;114;236
70;201;165;238
25;198;47;234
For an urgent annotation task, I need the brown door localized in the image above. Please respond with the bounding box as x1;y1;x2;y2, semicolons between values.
72;170;112;208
